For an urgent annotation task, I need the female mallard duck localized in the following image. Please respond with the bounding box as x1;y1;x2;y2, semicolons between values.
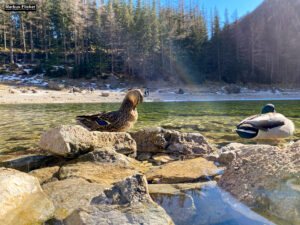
236;104;295;139
76;89;143;132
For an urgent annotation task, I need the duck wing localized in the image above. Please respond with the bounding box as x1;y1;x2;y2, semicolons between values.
76;111;120;130
237;113;284;131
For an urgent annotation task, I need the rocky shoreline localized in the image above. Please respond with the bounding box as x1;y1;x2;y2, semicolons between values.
0;126;299;224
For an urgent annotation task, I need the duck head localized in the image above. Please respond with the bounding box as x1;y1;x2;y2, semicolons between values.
121;89;144;110
261;104;275;114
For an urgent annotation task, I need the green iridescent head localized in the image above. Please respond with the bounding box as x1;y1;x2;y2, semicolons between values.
261;104;275;114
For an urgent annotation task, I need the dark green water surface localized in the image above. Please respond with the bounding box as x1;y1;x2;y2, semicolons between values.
1;100;300;153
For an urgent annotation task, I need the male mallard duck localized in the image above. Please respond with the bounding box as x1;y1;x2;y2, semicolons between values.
76;89;143;132
236;104;295;139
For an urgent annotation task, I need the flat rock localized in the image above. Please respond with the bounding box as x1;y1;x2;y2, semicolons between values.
131;127;213;156
218;141;300;223
59;147;148;185
0;168;54;225
42;178;108;220
146;157;223;183
59;161;140;185
40;125;137;157
63;174;174;225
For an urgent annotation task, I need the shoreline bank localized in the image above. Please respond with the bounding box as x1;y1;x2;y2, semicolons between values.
1;83;300;104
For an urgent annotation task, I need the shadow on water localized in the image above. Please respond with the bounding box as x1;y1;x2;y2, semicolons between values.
151;184;275;225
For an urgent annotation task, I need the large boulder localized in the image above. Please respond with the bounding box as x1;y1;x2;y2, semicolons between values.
218;142;300;223
0;168;54;225
40;125;136;157
42;178;108;220
131;127;213;156
145;157;223;184
63;174;174;225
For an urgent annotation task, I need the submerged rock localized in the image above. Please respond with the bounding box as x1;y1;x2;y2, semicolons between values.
218;141;300;223
0;153;58;172
63;174;174;225
148;181;216;195
0;168;54;225
131;127;213;156
146;157;222;184
40;125;136;157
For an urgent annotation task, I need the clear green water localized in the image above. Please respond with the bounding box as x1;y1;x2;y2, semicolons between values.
0;100;300;153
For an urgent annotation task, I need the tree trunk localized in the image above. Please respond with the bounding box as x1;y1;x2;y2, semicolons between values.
42;12;48;61
4;17;7;50
30;20;34;63
9;16;14;64
62;18;67;63
21;14;26;53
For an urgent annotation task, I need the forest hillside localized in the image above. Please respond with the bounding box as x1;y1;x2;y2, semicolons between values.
0;0;299;85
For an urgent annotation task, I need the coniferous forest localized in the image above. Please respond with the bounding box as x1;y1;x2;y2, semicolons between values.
0;0;300;85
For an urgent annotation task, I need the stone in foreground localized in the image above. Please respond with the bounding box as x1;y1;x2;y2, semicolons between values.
40;125;136;157
63;174;174;225
0;167;54;225
146;157;222;183
42;178;108;220
131;127;213;156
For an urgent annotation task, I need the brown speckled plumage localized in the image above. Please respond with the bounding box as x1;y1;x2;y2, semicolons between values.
76;89;143;132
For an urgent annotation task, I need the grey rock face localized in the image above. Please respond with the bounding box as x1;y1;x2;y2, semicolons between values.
40;125;137;157
131;127;213;156
63;174;174;225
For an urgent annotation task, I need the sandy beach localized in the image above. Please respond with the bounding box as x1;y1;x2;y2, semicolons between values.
1;83;300;104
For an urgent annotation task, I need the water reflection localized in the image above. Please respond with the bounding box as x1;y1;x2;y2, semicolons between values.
151;184;274;225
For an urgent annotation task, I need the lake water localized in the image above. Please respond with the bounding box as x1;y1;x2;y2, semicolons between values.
0;100;299;153
1;100;299;224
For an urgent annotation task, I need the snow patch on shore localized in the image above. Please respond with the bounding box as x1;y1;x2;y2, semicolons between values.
0;74;47;86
